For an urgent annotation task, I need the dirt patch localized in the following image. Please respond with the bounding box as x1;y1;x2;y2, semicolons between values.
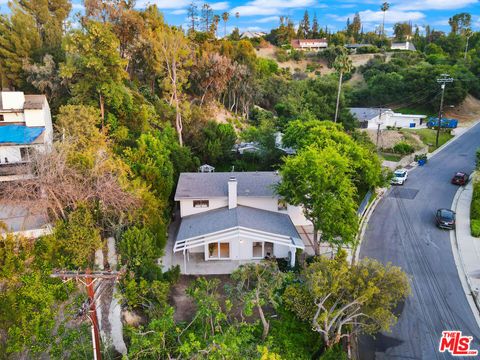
445;94;480;126
170;274;248;324
363;129;423;150
255;46;333;76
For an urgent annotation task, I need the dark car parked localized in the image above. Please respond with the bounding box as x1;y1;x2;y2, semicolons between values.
451;172;469;186
435;209;456;230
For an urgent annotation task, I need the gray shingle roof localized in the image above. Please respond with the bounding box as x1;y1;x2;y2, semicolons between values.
176;205;300;241
174;172;280;199
349;107;391;122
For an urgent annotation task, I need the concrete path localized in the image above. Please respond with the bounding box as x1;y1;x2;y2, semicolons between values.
452;179;480;327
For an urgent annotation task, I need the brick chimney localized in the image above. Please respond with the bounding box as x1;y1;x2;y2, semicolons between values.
228;176;237;209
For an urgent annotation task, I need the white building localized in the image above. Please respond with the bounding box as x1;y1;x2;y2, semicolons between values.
0;91;53;171
173;172;309;273
350;107;427;130
291;38;328;51
240;31;266;39
391;41;416;51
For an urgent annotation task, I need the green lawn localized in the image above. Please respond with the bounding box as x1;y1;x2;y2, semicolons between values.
380;152;402;162
403;128;454;152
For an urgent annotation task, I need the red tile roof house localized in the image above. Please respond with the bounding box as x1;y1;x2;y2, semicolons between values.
291;38;328;51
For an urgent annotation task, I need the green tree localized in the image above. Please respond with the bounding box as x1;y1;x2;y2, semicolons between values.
277;145;358;254
47;205;102;268
393;22;412;42
124;132;174;201
448;12;471;35
119;226;163;279
152;24;192;146
0;9;41;88
282;120;382;192
333;53;353;123
231;261;285;339
61;20;128;128
284;250;410;351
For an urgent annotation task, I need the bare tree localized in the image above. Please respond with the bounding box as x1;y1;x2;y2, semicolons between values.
0;143;139;232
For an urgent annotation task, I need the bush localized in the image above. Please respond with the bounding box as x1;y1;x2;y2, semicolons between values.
471;219;480;238
275;48;288;62
471;182;480;237
476;148;480;169
393;142;415;155
356;45;380;54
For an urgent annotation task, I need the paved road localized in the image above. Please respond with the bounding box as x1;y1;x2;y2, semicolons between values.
359;123;480;359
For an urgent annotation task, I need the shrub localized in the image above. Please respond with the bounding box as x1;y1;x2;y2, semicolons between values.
471;219;480;238
393;142;415;155
476;148;480;169
275;48;288;62
356;45;380;54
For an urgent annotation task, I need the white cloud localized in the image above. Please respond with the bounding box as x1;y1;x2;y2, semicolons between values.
393;0;478;11
330;9;425;24
171;9;187;15
254;16;280;23
211;1;229;10
231;0;315;16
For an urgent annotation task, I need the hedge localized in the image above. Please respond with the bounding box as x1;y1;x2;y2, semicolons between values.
471;181;480;237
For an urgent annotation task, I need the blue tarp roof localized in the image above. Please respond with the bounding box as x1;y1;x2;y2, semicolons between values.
0;125;45;144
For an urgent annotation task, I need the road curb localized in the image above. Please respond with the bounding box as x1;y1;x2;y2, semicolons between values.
450;179;480;330
352;187;388;264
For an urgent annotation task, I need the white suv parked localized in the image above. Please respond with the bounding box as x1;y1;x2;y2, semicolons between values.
391;169;408;185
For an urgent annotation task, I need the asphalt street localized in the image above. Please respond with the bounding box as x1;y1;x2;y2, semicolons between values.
359;123;480;359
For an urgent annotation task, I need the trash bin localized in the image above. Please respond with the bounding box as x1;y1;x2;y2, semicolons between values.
418;159;426;166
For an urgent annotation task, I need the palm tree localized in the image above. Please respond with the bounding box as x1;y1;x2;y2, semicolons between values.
222;12;229;37
333;53;353;123
212;14;220;36
381;2;390;36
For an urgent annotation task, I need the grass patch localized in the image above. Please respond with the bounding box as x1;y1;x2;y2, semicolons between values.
471;181;480;237
404;128;453;152
395;106;436;117
380;152;402;162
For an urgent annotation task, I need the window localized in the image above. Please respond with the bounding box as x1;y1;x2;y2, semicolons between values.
277;199;288;211
0;114;4;122
193;200;209;208
20;147;31;162
208;242;229;259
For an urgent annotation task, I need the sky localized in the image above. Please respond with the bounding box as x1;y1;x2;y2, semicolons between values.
1;0;480;35
138;0;480;35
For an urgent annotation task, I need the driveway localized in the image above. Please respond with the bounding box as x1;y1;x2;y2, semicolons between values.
359;123;480;359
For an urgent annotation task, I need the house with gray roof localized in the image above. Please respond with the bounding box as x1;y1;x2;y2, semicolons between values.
350;107;426;129
173;172;309;273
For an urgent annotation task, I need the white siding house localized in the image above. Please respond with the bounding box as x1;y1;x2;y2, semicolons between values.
173;172;309;273
291;38;328;51
0;92;53;174
391;41;416;51
350;107;426;130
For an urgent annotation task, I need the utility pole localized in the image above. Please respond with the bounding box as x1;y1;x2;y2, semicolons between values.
435;74;454;148
51;269;124;360
376;108;383;148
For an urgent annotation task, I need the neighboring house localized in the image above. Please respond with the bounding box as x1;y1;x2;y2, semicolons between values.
233;133;295;156
240;31;266;39
391;41;416;51
291;38;328;51
0;91;53;176
350;107;427;130
173;172;309;273
344;43;374;53
199;164;215;173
